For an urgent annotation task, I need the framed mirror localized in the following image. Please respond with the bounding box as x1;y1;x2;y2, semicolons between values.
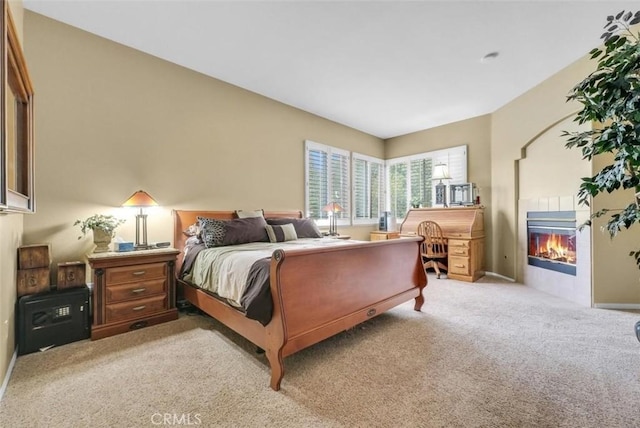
1;0;35;212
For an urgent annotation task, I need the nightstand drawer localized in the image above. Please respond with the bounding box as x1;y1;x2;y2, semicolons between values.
105;294;167;323
105;263;166;285
105;279;166;303
449;256;470;275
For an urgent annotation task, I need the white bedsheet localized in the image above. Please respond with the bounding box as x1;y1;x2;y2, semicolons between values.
187;238;357;307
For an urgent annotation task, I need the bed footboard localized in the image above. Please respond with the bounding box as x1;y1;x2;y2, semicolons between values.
265;236;426;390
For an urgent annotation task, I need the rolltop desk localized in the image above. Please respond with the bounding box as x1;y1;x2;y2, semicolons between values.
400;207;485;282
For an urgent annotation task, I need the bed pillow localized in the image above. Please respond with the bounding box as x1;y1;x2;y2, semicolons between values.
235;209;264;219
197;217;227;248
265;218;322;238
265;223;298;243
223;216;269;245
182;223;201;238
198;216;270;248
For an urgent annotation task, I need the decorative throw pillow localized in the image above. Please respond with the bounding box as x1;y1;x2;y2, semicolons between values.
222;216;269;245
182;222;200;238
265;218;322;238
197;217;226;248
265;223;298;243
235;209;264;219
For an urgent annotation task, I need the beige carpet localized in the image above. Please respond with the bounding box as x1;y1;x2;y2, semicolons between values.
1;276;639;428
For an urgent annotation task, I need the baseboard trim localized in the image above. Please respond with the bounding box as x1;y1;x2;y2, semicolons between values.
593;303;640;310
0;347;18;403
484;271;516;282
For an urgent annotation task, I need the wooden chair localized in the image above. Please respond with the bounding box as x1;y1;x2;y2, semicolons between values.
417;220;448;279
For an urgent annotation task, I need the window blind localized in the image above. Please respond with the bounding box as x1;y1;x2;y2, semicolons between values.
305;140;350;224
352;153;385;224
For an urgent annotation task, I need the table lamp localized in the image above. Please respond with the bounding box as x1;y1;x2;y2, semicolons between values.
322;202;344;236
432;163;452;207
121;190;159;249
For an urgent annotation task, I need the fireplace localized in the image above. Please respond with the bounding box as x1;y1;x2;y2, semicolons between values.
526;211;576;275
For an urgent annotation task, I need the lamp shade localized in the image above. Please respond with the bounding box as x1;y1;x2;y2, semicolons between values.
432;163;452;180
121;190;159;208
322;202;344;213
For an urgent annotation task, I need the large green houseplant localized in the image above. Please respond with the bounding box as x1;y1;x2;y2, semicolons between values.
563;10;640;341
75;214;125;253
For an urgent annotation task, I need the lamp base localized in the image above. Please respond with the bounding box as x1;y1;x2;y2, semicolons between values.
435;182;448;207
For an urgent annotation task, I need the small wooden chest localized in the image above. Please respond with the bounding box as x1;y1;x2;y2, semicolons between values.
17;268;51;297
57;261;86;290
18;244;51;269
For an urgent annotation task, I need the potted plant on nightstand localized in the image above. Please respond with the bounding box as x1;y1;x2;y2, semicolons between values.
75;214;126;253
563;10;640;342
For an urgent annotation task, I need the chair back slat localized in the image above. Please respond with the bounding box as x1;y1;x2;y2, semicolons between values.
417;220;447;258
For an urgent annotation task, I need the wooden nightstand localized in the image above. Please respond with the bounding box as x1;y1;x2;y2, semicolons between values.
370;231;400;241
87;248;180;340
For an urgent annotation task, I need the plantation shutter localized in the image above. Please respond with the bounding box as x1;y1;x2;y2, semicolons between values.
353;153;385;223
306;146;328;219
386;145;467;220
388;162;408;220
410;158;433;208
331;150;350;223
305;140;350;223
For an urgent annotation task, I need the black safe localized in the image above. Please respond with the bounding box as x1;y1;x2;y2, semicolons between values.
17;286;90;355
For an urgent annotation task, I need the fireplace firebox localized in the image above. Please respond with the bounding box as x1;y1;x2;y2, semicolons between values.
526;211;576;275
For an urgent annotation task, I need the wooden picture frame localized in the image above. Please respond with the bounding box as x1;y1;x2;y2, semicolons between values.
1;0;35;212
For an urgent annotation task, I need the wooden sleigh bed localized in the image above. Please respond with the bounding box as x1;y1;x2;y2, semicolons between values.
173;209;427;390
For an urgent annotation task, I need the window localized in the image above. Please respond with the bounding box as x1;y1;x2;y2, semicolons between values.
305;140;350;225
1;3;35;212
386;145;467;220
352;152;385;224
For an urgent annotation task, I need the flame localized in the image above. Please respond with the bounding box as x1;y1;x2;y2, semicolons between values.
531;232;576;264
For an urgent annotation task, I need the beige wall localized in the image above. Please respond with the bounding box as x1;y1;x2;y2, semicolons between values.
22;11;384;277
518;117;589;202
491;55;592;280
591;151;640;305
385;114;493;271
493;53;640;304
0;0;23;392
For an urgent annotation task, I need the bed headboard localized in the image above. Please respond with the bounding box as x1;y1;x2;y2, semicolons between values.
172;209;303;272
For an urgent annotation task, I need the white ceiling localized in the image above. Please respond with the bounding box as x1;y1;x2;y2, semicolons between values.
22;0;640;139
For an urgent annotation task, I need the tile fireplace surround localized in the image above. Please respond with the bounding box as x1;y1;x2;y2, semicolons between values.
518;197;592;307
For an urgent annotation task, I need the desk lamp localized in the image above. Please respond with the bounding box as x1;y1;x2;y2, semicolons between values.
432;163;452;207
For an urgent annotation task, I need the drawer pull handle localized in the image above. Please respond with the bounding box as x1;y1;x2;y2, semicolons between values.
132;271;146;276
132;305;146;311
454;264;466;268
453;251;466;254
367;308;377;317
131;288;146;294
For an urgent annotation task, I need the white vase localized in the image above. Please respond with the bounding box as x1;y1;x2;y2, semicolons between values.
92;229;112;253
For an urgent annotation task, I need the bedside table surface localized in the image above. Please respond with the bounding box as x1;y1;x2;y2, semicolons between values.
87;247;179;261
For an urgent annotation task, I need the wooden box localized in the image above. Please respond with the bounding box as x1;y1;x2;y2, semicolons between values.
18;244;51;269
57;261;86;290
17;268;51;297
